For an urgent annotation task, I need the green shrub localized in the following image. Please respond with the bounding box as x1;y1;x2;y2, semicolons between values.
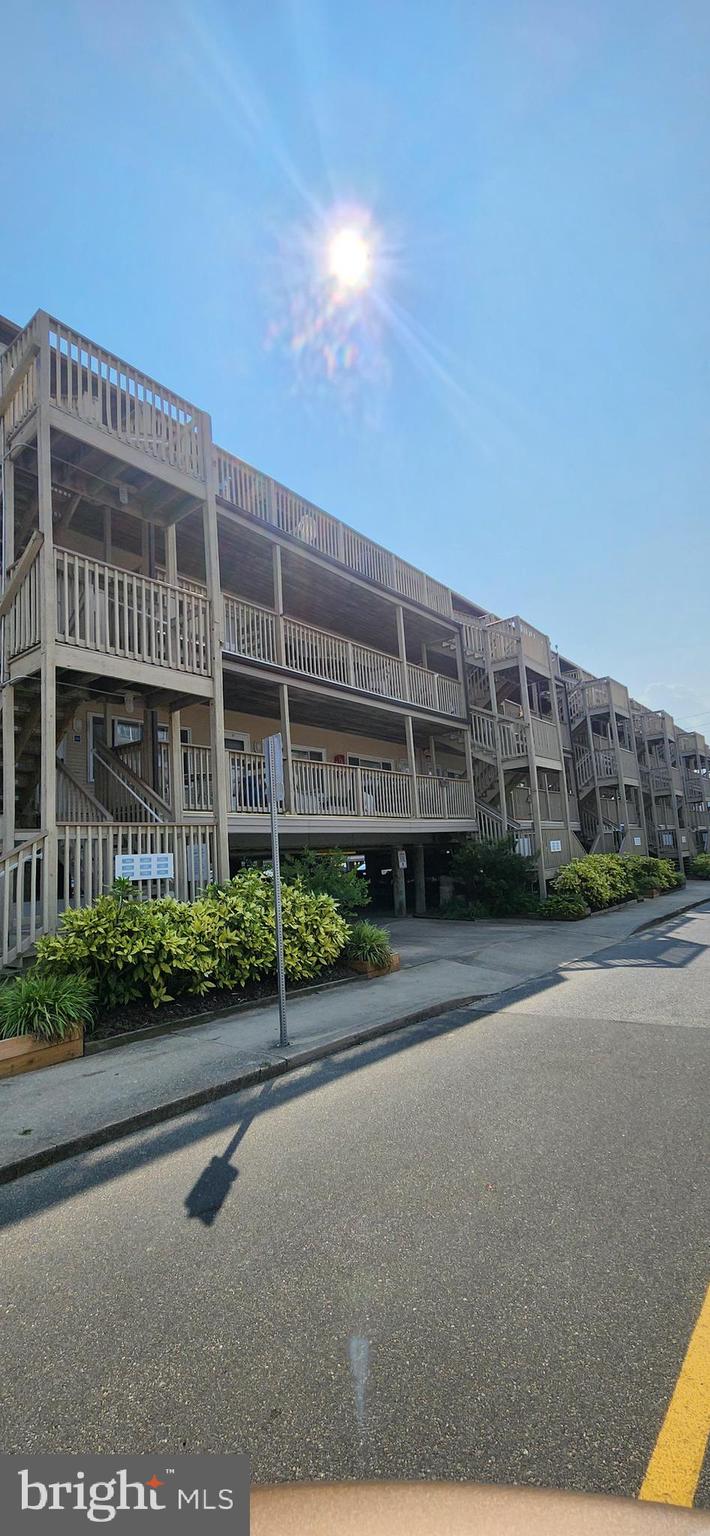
345;921;393;969
541;892;590;921
689;853;710;880
622;855;682;896
281;848;369;915
552;852;682;911
0;971;95;1041
37;871;348;1011
449;836;539;917
552;854;636;910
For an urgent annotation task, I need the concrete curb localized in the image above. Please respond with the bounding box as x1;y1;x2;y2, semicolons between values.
2;891;707;1188
0;991;485;1186
630;893;709;933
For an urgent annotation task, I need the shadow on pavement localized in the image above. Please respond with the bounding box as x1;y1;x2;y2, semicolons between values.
1;909;707;1233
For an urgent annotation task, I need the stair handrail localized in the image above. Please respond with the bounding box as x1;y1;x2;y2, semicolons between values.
92;743;168;823
112;742;174;816
0;829;47;966
56;761;110;822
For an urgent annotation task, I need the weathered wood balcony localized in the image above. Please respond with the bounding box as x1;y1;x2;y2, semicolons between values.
223;595;464;716
226;752;474;824
215;448;453;618
55;550;212;679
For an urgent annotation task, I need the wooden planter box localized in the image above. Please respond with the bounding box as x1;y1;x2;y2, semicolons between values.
0;1028;83;1079
350;953;401;980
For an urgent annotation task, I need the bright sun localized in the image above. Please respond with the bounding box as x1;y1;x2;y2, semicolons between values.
328;227;371;290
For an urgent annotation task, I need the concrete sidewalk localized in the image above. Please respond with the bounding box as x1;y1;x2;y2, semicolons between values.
1;882;708;1182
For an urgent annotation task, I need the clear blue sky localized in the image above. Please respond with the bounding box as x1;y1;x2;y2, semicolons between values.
2;1;709;724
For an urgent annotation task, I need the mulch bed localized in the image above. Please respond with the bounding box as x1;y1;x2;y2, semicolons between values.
87;965;355;1042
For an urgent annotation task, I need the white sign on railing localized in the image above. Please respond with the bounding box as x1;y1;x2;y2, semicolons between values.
114;853;174;881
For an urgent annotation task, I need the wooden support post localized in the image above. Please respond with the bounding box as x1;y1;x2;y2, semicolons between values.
2;682;15;851
3;450;15;572
405;713;419;817
414;844;426;915
429;734;438;774
607;687;630;846
392;847;407;916
36;316;58;928
462;725;476;821
395;605;410;701
201;415;230;883
485;630;508;831
272;544;285;665
165;523;177;585
663;731;684;864
518;648;546;895
168;710;184;822
585;711;605;845
547;637;574;851
275;678;290;811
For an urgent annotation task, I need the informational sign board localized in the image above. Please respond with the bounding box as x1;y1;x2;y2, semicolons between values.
263;733;285;803
397;849;408;870
633;836;642;846
114;852;174;882
549;839;562;852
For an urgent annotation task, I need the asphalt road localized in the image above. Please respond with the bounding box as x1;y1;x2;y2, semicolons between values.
2;905;709;1505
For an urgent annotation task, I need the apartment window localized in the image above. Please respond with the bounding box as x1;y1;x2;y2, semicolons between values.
225;733;250;753
157;725;192;746
113;719;143;748
292;747;326;762
347;755;393;771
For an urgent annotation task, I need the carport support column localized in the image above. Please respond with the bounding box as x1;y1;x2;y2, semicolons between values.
414;844;426;915
201;415;230;883
392;846;407;916
278;682;294;813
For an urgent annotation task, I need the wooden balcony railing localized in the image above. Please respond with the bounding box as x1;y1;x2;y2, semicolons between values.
222;594;463;715
55;551;212;675
531;716;561;759
47;317;205;479
575;746;618;789
0;315;39;438
225;752;474;821
1;531;42;661
214;448;453;617
0;832;46;966
58;822;216;906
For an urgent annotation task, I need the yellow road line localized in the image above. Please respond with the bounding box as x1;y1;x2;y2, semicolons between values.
639;1280;710;1507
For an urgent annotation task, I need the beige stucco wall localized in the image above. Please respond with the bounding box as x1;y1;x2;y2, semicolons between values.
60;699;465;792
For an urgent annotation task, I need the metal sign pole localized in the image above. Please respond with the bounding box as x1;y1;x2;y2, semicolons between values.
265;734;289;1048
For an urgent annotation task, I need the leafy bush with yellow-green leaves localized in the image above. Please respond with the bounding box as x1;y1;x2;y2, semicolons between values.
552;853;681;911
36;871;348;1012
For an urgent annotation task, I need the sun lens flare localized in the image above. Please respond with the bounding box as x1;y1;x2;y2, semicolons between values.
328;227;371;290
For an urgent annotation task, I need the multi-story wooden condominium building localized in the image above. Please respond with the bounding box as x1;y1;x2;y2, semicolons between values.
1;309;708;963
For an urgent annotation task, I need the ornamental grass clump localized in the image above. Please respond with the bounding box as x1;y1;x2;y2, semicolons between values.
345;921;393;969
0;971;95;1041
